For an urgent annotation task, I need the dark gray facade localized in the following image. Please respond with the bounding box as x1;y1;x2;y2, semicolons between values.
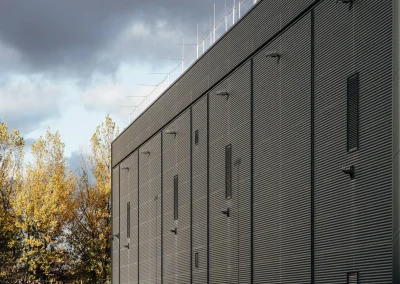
112;0;399;283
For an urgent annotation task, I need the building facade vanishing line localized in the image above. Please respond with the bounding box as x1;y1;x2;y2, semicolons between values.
112;0;400;283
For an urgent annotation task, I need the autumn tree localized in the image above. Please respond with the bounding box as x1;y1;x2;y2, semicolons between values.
67;114;119;283
13;129;76;282
0;123;24;282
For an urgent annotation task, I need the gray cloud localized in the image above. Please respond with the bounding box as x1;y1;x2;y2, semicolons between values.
0;0;230;135
0;0;221;79
0;77;64;134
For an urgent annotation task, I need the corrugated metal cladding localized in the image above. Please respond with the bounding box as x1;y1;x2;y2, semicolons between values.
253;12;311;283
111;0;315;168
111;0;397;283
191;96;208;284
163;110;191;284
209;62;251;284
314;1;393;283
120;152;138;284
138;134;162;284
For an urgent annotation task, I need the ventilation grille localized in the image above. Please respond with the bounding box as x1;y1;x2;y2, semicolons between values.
174;175;179;220
347;73;359;152
127;202;130;238
195;130;199;145
347;272;359;284
195;252;199;268
225;144;232;199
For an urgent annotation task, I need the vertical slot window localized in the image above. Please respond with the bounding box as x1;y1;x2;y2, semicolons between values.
347;272;359;284
347;73;359;152
174;175;178;220
225;144;232;199
194;130;199;145
195;252;199;268
127;202;130;238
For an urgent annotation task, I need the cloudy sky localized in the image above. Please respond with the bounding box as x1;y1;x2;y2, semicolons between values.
0;0;237;170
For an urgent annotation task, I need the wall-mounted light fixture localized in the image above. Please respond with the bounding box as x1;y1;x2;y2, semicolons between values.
216;91;229;100
165;129;177;137
265;51;281;63
121;166;129;172
341;165;355;180
336;0;354;10
141;150;150;156
114;233;120;238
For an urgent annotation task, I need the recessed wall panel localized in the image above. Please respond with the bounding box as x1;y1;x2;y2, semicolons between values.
253;14;311;284
139;134;162;284
191;96;208;284
314;1;393;282
209;62;251;284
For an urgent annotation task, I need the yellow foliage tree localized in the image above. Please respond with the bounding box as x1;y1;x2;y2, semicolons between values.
0;123;24;282
67;114;119;282
13;129;76;282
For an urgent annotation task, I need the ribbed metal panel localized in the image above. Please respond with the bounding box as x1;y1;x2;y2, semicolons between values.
123;152;138;284
139;134;162;284
314;0;393;283
111;0;315;168
112;166;120;284
162;110;191;284
120;159;129;284
209;62;251;284
253;14;311;284
191;96;208;284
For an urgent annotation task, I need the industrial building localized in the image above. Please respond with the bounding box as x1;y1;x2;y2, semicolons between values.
111;0;400;283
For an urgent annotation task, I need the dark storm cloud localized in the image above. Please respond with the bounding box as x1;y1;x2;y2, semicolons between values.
0;0;221;78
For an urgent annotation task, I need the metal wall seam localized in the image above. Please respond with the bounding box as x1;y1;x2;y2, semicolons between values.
111;161;113;283
161;131;164;284
190;108;193;284
393;0;400;282
206;93;210;284
311;7;315;284
119;165;121;284
137;154;139;284
250;57;254;284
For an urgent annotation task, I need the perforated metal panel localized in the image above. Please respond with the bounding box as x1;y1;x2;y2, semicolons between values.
112;166;120;284
191;96;208;284
209;62;251;284
162;110;191;284
314;1;393;283
138;134;162;284
253;13;311;284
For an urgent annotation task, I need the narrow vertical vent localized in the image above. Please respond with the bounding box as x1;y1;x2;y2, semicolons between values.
347;272;359;284
225;144;232;199
195;130;199;145
127;202;130;238
347;73;359;152
195;252;199;268
174;175;179;220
